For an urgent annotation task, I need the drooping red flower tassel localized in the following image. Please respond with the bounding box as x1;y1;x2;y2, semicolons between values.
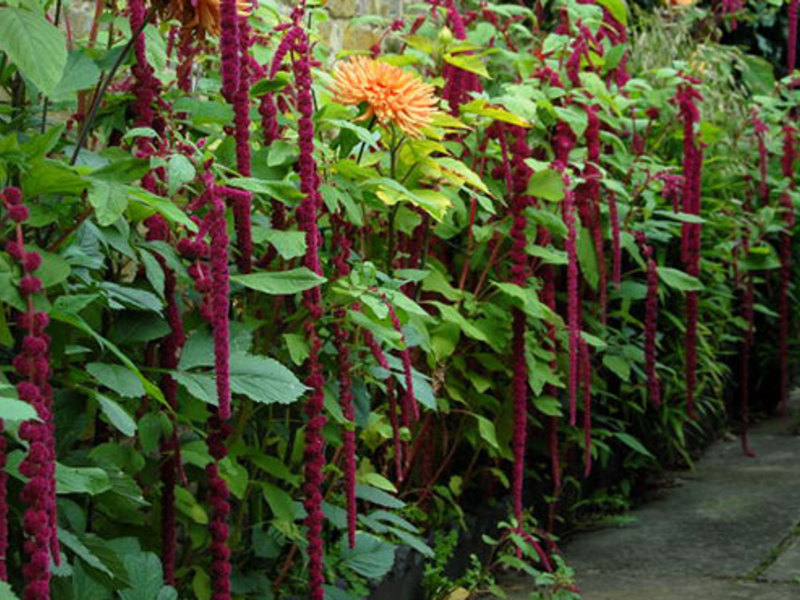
752;111;770;205
739;245;757;457
331;215;357;549
219;0;253;272
4;187;58;600
580;338;592;478
0;417;6;582
608;192;621;289
578;105;607;322
363;328;403;480
675;79;703;418
779;123;797;416
636;232;661;407
288;18;326;599
382;298;419;426
510;308;528;525
180;174;237;600
144;215;186;585
790;0;799;74
440;0;483;113
552;122;579;425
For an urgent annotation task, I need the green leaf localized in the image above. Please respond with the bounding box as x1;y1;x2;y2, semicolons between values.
603;354;631;382
0;580;20;599
596;0;627;26
87;363;146;398
526;168;564;202
58;528;115;578
0;7;67;95
0;396;40;422
93;392;137;437
613;432;654;458
263;482;297;522
658;267;704;292
88;179;129;226
359;472;397;493
474;414;500;450
355;484;405;509
443;52;489;78
51;49;101;100
117;549;176;600
166;154;196;196
56;464;112;495
339;533;396;579
231;268;326;295
22;160;86;197
577;226;599;291
35;248;71;288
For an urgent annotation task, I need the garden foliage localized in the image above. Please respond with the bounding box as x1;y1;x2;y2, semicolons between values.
0;0;798;598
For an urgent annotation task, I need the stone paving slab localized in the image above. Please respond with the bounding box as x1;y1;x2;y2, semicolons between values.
505;410;800;599
763;539;800;583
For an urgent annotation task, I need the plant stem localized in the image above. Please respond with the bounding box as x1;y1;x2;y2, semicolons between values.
70;3;158;165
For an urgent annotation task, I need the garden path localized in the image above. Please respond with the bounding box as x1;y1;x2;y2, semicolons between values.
506;399;800;599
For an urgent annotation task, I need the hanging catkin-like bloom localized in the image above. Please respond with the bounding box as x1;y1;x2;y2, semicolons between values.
0;414;6;582
179;173;240;600
675;79;703;418
577;105;607;323
751;110;769;205
144;215;186;585
3;187;58;600
331;57;439;138
331;214;357;548
779;123;797;416
503;123;532;530
551;121;580;425
363;327;403;480
440;0;483;113
636;231;661;407
737;236;757;458
383;297;419;425
289;20;327;599
580;338;592;478
789;0;799;74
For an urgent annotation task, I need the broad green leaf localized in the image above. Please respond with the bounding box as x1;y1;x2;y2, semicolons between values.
56;464;112;495
355;484;405;509
526;168;564;202
93;392;137;437
596;0;627;26
88;179;129;226
461;99;529;127
34;248;71;288
658;267;704;292
51;311;166;406
359;472;397;493
0;396;40;422
0;581;20;599
613;432;654;458
231;267;326;295
51;49;101;100
166;154;196;196
22;160;86;197
474;414;500;450
263;481;297;522
443;52;489;78
0;7;67;95
259;229;307;260
603;354;631;382
340;533;396;579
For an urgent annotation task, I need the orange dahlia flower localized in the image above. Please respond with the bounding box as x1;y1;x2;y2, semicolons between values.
331;57;438;138
181;0;251;36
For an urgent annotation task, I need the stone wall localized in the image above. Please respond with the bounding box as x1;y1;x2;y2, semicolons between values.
311;0;417;51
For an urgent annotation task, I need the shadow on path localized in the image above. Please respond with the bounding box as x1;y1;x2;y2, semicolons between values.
507;403;800;599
